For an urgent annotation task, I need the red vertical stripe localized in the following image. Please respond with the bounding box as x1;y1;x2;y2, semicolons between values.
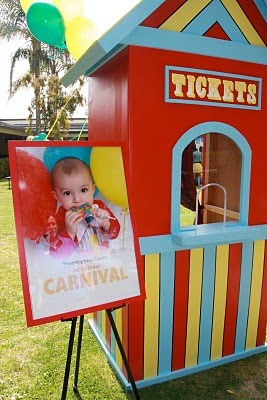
256;241;267;346
223;243;242;356
128;255;145;381
93;311;98;325
172;250;190;371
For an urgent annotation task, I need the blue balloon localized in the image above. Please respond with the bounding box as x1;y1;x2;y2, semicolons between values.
43;147;92;171
38;132;47;140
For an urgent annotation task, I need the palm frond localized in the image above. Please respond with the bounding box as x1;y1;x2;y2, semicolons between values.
9;45;32;92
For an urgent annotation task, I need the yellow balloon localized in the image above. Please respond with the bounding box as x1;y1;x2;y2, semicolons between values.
65;16;98;60
20;0;36;12
20;0;53;13
90;147;128;209
53;0;83;26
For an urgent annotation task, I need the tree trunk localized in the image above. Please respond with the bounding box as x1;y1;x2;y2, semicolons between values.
32;38;41;134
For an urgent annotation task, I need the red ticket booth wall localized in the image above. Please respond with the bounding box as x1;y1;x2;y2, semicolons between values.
85;45;267;388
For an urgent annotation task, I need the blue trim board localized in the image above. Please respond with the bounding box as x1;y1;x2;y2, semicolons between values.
61;11;267;87
172;224;259;247
134;345;267;390
139;224;267;255
183;0;248;44
198;245;216;364
171;122;252;232
122;27;267;65
158;252;175;375
254;0;267;21
89;315;267;390
234;241;254;353
88;318;131;389
165;66;262;110
165;99;260;111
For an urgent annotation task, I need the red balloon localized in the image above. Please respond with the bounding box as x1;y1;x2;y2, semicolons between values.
16;149;56;240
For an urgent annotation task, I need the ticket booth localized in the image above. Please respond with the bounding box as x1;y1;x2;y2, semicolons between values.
62;0;267;389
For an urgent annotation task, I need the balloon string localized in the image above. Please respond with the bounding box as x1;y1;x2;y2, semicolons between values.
69;118;87;141
46;91;77;139
77;118;87;141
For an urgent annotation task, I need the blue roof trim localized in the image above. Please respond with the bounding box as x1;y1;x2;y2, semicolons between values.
61;0;267;87
254;0;267;22
122;26;267;65
184;0;248;44
61;0;165;87
84;44;126;77
98;0;165;51
61;42;106;87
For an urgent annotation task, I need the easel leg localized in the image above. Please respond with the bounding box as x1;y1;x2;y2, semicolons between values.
106;309;141;400
73;315;84;398
61;317;77;400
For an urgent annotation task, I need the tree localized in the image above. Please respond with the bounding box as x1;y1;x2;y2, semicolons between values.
25;74;85;140
0;0;85;137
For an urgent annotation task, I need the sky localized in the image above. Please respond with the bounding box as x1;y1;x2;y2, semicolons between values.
0;39;32;119
0;0;141;121
0;39;87;120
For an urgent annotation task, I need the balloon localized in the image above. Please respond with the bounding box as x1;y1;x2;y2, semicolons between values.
53;0;84;26
16;149;57;240
20;0;36;12
65;16;98;60
43;146;92;171
38;132;47;140
32;132;47;140
20;0;54;13
26;3;66;49
90;147;128;208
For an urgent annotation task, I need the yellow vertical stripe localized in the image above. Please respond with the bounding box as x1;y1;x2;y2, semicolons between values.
160;0;212;32
185;248;203;367
144;254;160;378
211;245;229;360
246;240;265;349
221;0;265;46
115;308;123;369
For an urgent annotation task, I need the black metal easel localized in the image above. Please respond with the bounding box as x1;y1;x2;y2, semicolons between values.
61;309;141;400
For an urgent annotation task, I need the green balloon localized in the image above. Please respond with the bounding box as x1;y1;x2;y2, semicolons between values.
26;2;66;49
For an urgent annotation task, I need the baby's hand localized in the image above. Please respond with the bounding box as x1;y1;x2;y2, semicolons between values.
92;204;110;232
65;210;84;241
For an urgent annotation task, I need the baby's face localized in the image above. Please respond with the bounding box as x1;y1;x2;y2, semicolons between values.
52;169;95;211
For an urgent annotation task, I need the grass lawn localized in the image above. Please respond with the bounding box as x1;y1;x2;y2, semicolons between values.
0;178;267;399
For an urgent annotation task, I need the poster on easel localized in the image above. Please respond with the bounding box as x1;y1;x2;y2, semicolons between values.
9;141;145;327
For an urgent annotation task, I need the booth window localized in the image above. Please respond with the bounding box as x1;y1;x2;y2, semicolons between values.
180;132;241;227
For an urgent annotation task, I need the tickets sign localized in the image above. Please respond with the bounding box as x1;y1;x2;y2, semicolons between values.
165;66;262;110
